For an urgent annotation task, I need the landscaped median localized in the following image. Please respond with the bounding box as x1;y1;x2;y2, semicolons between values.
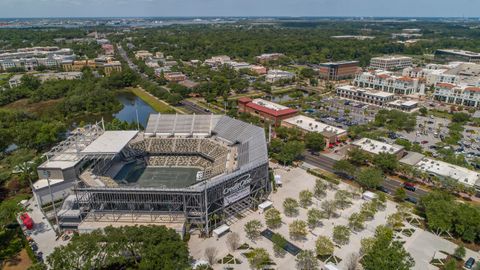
127;87;181;114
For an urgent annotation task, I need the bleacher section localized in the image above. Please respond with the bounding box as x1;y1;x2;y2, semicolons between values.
123;137;231;179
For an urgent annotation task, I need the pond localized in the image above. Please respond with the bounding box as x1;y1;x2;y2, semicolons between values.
113;91;157;127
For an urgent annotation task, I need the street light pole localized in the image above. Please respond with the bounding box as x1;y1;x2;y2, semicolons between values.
43;170;60;235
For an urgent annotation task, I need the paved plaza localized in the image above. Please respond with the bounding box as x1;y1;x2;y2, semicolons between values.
189;165;479;270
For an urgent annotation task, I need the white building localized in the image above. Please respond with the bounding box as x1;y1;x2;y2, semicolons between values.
282;115;347;144
266;69;294;83
403;62;480;86
354;70;425;95
387;100;419;112
336;85;396;106
369;55;413;70
416;158;480;188
204;55;231;66
433;83;480;108
352;138;405;158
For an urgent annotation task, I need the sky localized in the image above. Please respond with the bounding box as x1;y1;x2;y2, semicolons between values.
0;0;479;18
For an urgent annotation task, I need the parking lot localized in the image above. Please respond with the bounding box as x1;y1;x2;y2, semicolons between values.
188;166;478;270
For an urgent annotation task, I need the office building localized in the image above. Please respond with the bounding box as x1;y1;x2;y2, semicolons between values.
369;55;413;70
282;115;347;144
433;83;480;108
318;61;360;81
237;98;297;126
336;85;396;106
352;138;405;159
434;49;480;64
353;70;425;95
265;69;294;83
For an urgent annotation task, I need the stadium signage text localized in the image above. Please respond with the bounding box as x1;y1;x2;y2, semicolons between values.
223;174;252;196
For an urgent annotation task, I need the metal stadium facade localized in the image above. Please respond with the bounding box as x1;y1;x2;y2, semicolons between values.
33;114;270;235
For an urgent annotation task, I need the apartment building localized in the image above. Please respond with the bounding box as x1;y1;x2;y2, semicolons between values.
266;69;295;83
204;55;231;66
164;72;187;82
256;53;285;63
336;85;396;106
353;70;425;95
9;72;83;88
103;61;122;76
0;47;73;61
318;61;360;81
250;65;267;75
434;49;480;64
134;50;153;60
433;83;480;108
237;97;297;126
369;55;413;70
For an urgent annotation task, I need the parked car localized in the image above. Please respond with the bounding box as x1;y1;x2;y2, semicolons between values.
405;197;418;204
403;182;416;192
377;186;390;194
465;257;475;269
421;140;429;144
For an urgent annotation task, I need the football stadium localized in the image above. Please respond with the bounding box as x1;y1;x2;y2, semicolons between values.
33;114;269;235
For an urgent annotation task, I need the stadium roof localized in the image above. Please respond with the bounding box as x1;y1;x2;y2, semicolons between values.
145;114;221;136
81;131;138;155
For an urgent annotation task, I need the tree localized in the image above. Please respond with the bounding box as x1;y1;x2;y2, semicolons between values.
47;225;189;270
289;220;308;240
247;248;271;270
204;247;218;266
244;220;263;241
443;259;457;270
333;160;357;178
334;190;352;209
305;132;325;152
348;212;366;232
321;200;337;219
226;232;240;252
453;245;466;260
307;208;324;229
345;252;361;270
419;107;428;116
360;237;376;256
315;236;334;257
313;178;327;198
333;225;351;245
452;112;470;123
283;197;299;217
271;234;287;258
394;187;407;202
386;212;404;230
295;250;319;270
348;147;370;166
360;201;377;220
264;208;282;229
276;141;305;165
356;167;384;189
360;226;414;270
372;152;398;173
299;190;313;208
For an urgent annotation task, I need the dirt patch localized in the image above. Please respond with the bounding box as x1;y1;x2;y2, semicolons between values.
1;98;63;115
2;249;33;270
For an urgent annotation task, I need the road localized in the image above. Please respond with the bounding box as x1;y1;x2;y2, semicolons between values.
303;152;429;201
180;100;209;115
117;44;209;115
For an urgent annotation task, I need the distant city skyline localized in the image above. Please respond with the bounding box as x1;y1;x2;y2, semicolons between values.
0;0;479;18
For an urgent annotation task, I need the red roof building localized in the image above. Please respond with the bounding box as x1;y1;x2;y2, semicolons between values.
237;98;298;126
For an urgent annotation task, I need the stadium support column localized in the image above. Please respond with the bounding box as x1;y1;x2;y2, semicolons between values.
204;182;209;236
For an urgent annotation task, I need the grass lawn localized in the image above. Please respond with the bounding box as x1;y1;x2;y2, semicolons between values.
428;109;453;120
127;87;177;113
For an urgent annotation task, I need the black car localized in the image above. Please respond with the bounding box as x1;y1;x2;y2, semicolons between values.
464;257;475;269
377;186;390;194
405;197;418;204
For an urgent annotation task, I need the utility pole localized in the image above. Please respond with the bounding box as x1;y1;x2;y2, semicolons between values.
43;170;60;235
